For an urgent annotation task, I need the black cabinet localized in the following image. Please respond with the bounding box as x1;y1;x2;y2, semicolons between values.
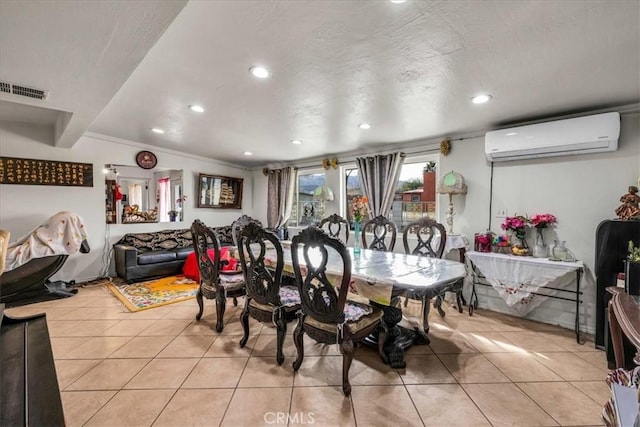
595;219;640;366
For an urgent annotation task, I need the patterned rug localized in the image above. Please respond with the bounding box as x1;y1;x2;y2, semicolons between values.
105;275;199;312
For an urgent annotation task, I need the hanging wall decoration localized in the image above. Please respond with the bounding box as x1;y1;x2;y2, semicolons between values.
440;139;451;156
0;156;93;187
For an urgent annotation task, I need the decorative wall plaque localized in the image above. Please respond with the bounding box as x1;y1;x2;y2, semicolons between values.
135;151;157;169
0;156;93;187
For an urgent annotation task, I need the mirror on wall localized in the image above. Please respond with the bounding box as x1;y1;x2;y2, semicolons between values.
105;165;184;224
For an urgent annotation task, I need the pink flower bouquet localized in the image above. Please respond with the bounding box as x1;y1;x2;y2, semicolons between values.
530;213;557;228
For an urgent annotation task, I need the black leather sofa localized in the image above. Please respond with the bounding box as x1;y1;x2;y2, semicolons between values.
114;226;233;283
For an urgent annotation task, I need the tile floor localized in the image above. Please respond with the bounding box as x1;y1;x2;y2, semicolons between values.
5;284;610;426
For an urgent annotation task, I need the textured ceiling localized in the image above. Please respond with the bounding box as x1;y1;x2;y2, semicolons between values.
1;1;639;167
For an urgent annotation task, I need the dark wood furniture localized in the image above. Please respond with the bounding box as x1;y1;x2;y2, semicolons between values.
403;217;446;258
402;217;464;320
231;214;263;247
607;287;640;368
191;219;246;332
237;223;300;365
1;304;65;426
361;215;397;252
595;219;640;355
318;213;350;244
291;227;385;395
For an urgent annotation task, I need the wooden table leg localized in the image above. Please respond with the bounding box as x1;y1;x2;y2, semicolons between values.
608;299;626;369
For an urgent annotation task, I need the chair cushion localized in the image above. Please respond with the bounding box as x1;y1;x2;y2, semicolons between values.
249;286;301;312
137;251;177;265
220;273;245;291
304;304;382;335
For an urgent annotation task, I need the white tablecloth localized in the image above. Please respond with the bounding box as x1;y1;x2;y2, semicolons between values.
467;251;583;315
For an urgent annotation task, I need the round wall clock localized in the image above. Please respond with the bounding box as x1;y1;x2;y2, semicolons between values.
136;151;157;169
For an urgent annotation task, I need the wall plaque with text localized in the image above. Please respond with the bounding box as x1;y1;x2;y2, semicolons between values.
0;157;93;187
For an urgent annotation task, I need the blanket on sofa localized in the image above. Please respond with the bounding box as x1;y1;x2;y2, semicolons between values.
5;211;87;272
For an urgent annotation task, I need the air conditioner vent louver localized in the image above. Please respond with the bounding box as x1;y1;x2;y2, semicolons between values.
0;81;47;100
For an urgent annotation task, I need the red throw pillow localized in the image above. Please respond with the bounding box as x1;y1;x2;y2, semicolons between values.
182;247;238;282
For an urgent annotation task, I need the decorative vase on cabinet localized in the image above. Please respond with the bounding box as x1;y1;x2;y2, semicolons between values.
532;228;548;258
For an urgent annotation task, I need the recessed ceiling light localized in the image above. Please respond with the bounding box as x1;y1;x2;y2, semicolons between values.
243;151;253;156
291;140;303;145
358;123;372;129
151;128;165;134
249;66;270;79
390;0;406;3
471;94;492;104
189;105;205;113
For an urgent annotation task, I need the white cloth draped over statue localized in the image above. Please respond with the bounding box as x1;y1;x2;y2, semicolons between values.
5;211;88;272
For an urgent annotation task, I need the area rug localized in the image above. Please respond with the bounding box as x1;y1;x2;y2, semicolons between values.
105;275;199;312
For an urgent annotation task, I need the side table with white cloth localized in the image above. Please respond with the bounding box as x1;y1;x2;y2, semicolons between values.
467;251;584;343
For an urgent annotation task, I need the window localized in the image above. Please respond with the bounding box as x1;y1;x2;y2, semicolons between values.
393;157;438;231
344;155;439;231
344;167;370;228
289;170;325;227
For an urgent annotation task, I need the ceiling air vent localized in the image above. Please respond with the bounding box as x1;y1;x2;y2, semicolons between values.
0;81;48;100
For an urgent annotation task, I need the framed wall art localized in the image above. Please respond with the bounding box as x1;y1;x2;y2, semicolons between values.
197;173;243;209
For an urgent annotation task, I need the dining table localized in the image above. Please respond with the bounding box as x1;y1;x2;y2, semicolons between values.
263;243;466;368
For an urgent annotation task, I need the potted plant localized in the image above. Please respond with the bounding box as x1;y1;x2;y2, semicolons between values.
625;240;640;294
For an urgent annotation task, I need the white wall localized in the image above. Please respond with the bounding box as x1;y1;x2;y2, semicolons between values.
0;128;250;282
251;112;640;334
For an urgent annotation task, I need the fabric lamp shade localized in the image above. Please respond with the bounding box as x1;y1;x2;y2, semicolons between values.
313;185;334;201
437;170;467;235
438;170;467;195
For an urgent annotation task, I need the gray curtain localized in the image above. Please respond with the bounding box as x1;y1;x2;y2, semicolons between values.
267;167;296;229
356;152;405;217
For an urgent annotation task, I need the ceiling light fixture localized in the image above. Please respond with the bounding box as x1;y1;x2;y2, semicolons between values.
151;128;165;134
291;140;303;145
471;94;492;104
243;151;253;156
358;123;371;129
390;0;407;3
249;66;270;79
189;105;205;113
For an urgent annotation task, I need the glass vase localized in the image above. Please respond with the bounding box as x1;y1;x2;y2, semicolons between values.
532;227;548;258
353;220;362;255
511;232;529;256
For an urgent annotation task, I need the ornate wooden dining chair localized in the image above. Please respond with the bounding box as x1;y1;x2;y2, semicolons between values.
361;215;397;252
291;226;386;396
231;214;263;247
318;213;350;244
402;217;464;323
237;222;300;365
191;219;246;332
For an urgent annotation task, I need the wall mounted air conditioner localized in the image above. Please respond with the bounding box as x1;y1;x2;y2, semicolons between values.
485;112;620;162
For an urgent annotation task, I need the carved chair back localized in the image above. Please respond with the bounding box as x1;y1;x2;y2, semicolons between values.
318;213;350;244
231;215;263;247
403;217;446;258
237;222;283;306
291;226;352;325
362;215;397;252
191;219;222;296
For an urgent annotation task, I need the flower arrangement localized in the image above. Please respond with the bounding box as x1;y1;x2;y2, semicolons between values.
501;215;529;237
531;213;557;229
492;234;510;247
351;196;369;222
